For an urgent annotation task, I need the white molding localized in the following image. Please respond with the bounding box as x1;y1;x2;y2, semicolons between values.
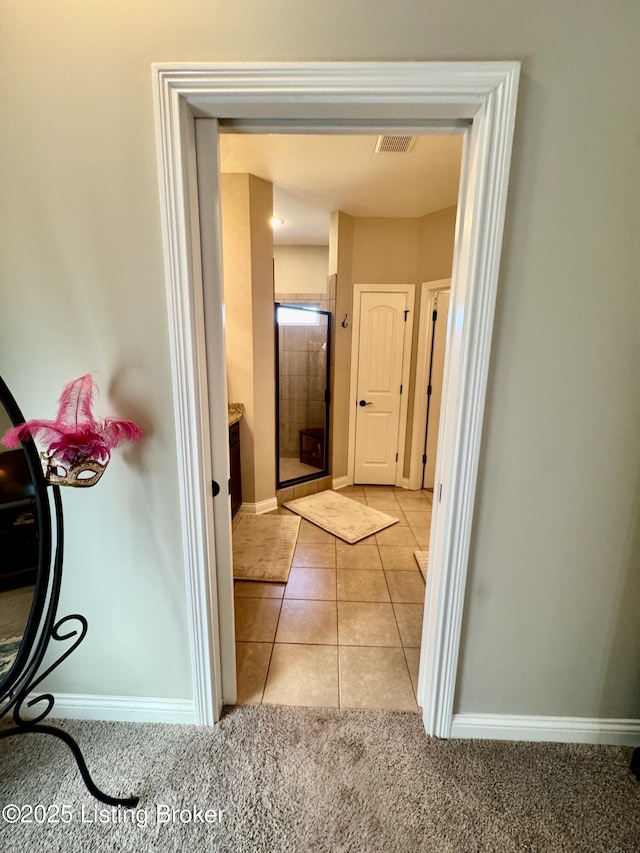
153;61;520;123
408;280;451;490
152;69;221;726
450;714;640;747
347;283;415;487
194;119;237;707
418;64;520;739
332;476;349;490
400;477;411;489
28;693;196;725
152;61;521;741
239;498;279;515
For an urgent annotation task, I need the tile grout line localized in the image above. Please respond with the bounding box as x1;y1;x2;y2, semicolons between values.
234;486;431;708
259;597;284;705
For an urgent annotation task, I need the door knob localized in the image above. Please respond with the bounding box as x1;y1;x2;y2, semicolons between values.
359;400;373;407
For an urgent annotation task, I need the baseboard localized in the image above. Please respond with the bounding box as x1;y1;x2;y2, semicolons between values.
400;477;411;489
332;476;349;490
450;713;640;746
239;497;278;515
26;693;197;725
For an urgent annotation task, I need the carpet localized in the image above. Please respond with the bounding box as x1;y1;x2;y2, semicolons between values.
0;706;639;853
284;489;397;544
414;550;429;581
232;514;301;582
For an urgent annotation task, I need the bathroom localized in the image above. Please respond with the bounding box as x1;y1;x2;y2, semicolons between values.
219;134;460;709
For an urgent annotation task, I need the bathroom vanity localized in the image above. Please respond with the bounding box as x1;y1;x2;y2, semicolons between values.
228;404;243;518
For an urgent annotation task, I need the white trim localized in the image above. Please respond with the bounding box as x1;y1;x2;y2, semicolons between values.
332;476;349;490
450;714;640;747
408;279;451;490
347;283;415;487
418;67;520;739
28;693;196;725
239;498;279;515
194;119;236;707
400;477;411;489
152;61;520;741
152;71;221;726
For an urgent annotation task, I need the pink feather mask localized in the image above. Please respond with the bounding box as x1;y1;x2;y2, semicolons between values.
1;374;142;487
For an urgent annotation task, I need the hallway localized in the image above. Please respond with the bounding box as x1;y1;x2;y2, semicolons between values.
233;485;431;711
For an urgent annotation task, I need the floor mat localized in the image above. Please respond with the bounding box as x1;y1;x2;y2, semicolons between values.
284;489;398;544
233;514;301;582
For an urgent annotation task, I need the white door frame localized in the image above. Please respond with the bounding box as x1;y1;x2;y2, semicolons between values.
152;61;520;735
348;284;415;487
408;279;451;491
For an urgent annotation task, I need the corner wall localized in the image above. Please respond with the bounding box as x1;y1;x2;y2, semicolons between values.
221;173;276;506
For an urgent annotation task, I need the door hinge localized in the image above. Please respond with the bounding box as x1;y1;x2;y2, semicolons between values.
422;454;427;465
427;384;432;396
404;309;410;321
228;478;231;495
395;452;399;462
400;384;403;394
432;309;438;321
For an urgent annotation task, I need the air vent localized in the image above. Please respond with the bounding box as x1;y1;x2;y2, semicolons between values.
374;135;416;154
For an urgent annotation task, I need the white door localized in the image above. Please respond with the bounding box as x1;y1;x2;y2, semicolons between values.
423;290;450;488
353;287;414;484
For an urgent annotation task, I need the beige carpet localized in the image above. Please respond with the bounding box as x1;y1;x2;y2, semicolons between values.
414;550;429;581
232;514;301;582
1;707;639;852
284;489;398;544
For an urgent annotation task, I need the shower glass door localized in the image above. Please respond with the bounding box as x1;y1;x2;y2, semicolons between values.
275;303;331;488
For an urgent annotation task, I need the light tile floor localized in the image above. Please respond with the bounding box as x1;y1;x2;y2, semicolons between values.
233;485;432;713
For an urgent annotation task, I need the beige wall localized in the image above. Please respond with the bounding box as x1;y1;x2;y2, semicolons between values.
330;211;354;480
419;206;457;283
340;215;422;480
221;174;276;506
403;205;457;475
351;218;421;283
2;2;639;721
274;245;329;296
330;210;457;481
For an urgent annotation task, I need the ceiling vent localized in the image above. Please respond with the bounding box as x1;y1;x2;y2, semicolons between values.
374;134;416;154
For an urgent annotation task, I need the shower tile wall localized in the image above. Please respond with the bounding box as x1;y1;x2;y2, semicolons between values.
276;284;335;461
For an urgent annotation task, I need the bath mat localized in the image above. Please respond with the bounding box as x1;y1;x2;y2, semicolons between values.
233;514;301;583
283;489;397;544
414;550;429;581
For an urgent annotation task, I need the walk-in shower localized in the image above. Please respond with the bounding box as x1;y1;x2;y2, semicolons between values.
275;303;331;488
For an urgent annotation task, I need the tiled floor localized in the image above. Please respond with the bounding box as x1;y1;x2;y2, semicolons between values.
278;456;320;482
233;485;432;713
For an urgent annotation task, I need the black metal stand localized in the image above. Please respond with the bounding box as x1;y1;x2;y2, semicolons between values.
0;485;139;807
631;748;640;781
0;724;139;807
0;613;139;807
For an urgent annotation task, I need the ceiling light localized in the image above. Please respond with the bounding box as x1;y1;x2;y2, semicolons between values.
270;216;284;228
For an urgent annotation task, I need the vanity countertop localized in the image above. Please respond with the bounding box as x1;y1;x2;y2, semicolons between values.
228;403;243;426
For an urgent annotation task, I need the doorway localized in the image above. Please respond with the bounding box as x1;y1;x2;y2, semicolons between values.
152;61;520;733
275;303;331;489
221;150;445;711
349;285;415;487
423;287;450;490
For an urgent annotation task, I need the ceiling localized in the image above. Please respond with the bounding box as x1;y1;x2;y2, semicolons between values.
219;133;463;245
